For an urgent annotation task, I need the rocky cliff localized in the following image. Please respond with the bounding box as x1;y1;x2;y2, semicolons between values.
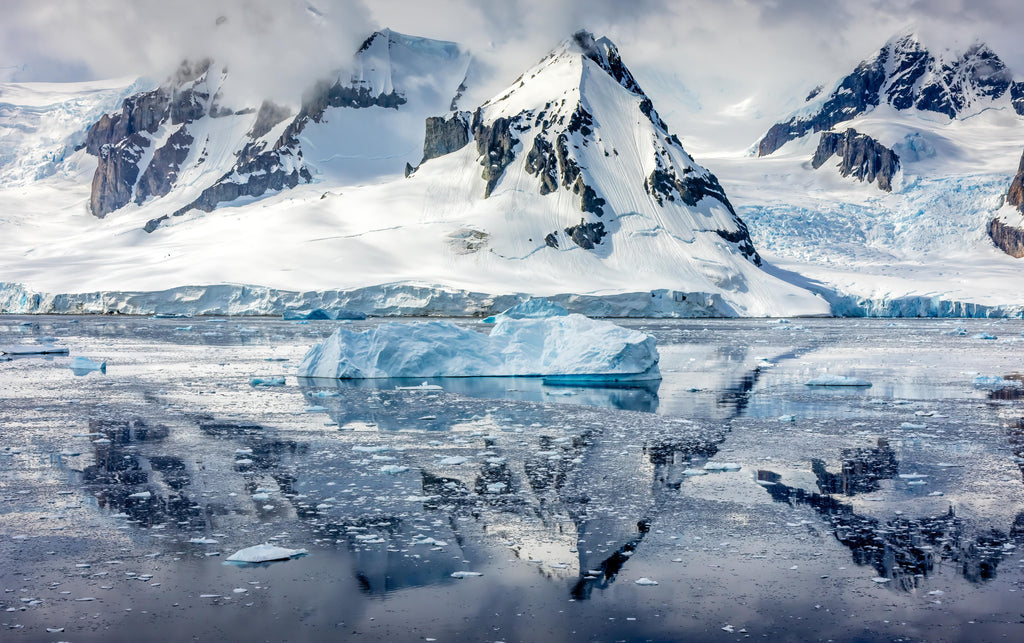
811;128;900;192
989;150;1024;257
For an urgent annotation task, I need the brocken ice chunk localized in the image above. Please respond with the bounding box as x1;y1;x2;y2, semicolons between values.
296;314;659;381
805;375;871;387
450;571;483;578
635;577;659;585
226;544;308;563
69;356;106;375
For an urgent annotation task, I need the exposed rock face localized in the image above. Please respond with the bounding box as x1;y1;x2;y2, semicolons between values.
811;128;900;192
758;34;1024;156
546;220;607;250
84;60;216;217
989;150;1024;257
1006;151;1024;210
421;111;469;163
471;110;520;198
988;218;1024;258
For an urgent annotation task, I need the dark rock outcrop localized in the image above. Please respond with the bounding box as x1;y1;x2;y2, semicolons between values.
135;126;194;204
471;109;519;198
758;34;1024;156
563;220;606;249
811;128;900;192
421;111;470;163
988;150;1024;257
90;134;147;217
988;218;1024;258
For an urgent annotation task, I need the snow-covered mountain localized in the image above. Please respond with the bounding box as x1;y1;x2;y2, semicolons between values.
757;31;1024;157
81;28;472;229
0;30;829;317
695;31;1024;316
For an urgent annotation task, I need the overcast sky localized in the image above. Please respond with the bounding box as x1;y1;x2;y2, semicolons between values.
3;0;1023;152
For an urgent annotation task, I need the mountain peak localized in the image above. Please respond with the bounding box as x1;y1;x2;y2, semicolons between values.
757;31;1024;156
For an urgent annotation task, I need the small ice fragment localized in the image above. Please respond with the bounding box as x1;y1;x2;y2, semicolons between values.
451;571;483;578
200;594;221;598
128;491;152;500
380;465;409;474
304;405;327;413
438;456;469;466
778;414;796;422
46;627;64;632
634;578;658;586
870;577;891;583
703;462;741;471
396;382;443;391
898;473;928;480
189;538;219;544
900;423;927;430
722;625;735;633
805;375;871;387
972;333;997;340
353;446;390;453
251;493;270;501
250;377;286;387
928;491;944;496
682;468;708;476
0;344;69;355
226;544;308;564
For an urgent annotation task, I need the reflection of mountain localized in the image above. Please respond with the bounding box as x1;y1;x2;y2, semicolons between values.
758;448;1023;590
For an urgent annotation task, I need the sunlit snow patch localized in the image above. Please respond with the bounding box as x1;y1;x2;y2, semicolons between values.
225;544;308;564
296;314;660;381
805;375;872;387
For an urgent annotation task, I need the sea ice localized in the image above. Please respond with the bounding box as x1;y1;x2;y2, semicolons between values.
482;298;568;323
296;314;659;381
805;375;872;387
225;544;308;563
973;333;997;340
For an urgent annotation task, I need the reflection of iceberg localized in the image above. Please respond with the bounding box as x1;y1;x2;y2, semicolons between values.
297;315;660;381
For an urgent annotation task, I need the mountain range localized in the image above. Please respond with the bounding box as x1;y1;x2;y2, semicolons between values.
0;28;1021;317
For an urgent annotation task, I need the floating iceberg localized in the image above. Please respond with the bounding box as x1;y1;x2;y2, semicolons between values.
297;314;660;381
1;344;69;355
225;544;308;564
283;308;367;321
482;298;568;324
69;356;106;375
805;375;872;387
250;376;286;387
973;333;997;340
974;375;1019;390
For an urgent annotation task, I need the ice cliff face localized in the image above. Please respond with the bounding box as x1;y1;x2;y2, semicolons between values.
758;33;1024;156
84;29;471;227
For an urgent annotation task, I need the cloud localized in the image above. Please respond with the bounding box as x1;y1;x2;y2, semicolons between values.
3;0;1024;149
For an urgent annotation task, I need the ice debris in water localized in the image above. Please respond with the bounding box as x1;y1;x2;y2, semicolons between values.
482;297;568;324
704;462;741;471
805;374;871;387
69;356;106;375
450;571;483;578
634;577;659;586
250;376;286;387
380;465;409;474
296;314;660;381
973;333;997;340
225;544;308;564
396;382;443;391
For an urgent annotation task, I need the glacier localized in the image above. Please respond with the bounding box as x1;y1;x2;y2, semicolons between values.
296;314;660;381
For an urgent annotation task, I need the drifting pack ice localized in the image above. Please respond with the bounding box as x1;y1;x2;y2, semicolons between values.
296;313;660;381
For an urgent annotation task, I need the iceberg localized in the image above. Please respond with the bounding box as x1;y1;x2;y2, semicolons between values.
482;298;568;324
283;308;367;321
225;544;308;564
805;375;872;387
69;356;106;375
296;314;660;381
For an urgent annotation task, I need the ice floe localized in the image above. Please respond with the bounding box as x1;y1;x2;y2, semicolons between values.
805;375;872;387
225;544;308;563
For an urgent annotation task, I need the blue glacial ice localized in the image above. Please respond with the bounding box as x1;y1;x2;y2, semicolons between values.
296;314;660;381
482;298;568;324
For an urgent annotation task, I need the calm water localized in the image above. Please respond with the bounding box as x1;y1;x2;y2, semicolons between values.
1;315;1023;642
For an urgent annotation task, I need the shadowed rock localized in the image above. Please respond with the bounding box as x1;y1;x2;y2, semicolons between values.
811;128;900;192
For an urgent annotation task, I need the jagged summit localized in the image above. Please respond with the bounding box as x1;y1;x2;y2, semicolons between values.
757;31;1024;156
